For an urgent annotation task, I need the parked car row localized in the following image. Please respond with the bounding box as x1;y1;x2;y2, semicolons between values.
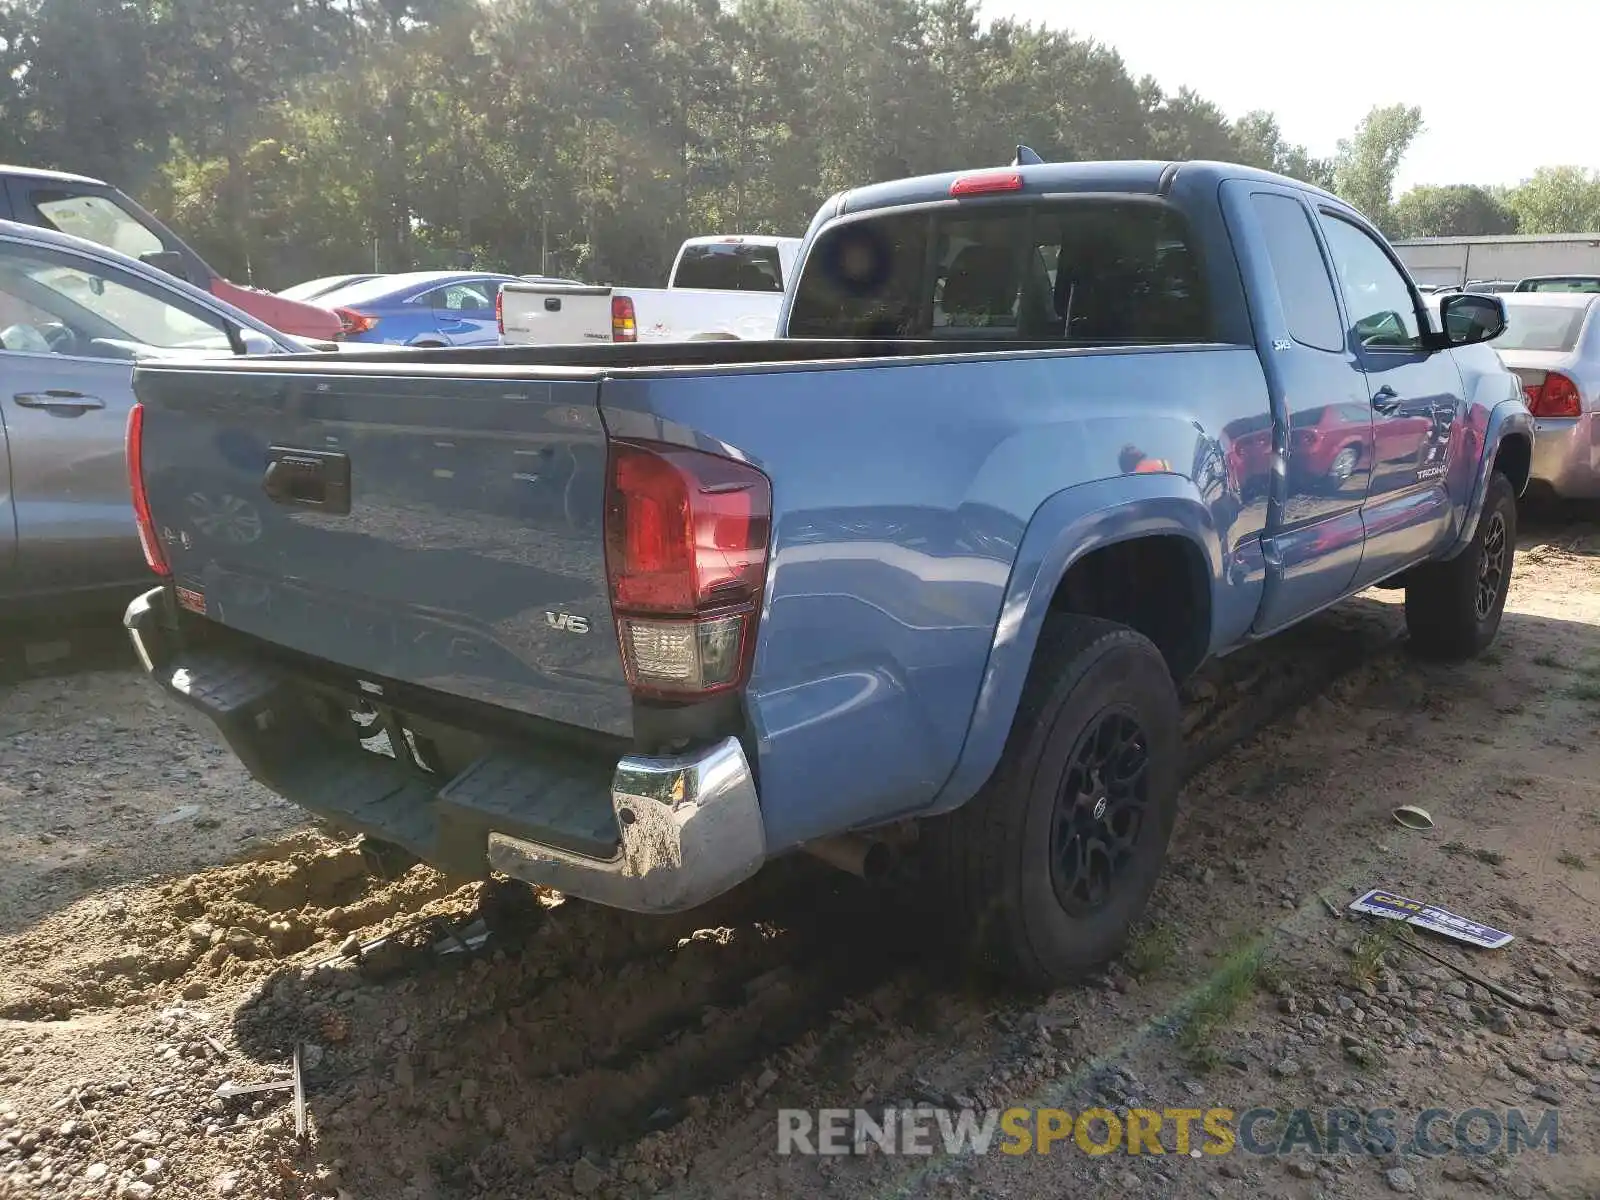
1418;275;1600;296
4;153;1598;624
2;160;807;355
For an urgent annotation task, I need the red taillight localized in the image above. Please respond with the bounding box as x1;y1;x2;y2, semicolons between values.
1526;371;1582;418
950;170;1023;197
603;440;771;699
333;307;378;337
495;288;504;336
612;295;637;343
125;403;170;578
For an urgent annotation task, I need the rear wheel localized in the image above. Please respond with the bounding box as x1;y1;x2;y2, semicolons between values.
924;616;1181;988
1404;471;1516;660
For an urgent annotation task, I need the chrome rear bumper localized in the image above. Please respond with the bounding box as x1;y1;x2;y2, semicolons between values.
126;584;768;915
487;737;767;913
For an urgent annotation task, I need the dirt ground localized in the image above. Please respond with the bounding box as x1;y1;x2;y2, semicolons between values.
1;507;1598;1200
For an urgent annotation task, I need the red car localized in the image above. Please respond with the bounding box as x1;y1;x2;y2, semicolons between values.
0;164;342;341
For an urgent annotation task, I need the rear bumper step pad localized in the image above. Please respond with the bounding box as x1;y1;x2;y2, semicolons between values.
124;586;767;913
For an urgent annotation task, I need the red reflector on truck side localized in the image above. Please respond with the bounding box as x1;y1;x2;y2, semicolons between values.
603;440;771;699
950;170;1023;197
125;402;171;578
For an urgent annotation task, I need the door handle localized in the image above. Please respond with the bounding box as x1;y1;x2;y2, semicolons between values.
1370;385;1401;415
14;390;106;413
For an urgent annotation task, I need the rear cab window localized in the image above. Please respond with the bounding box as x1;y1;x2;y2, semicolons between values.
672;243;785;292
1247;192;1344;353
787;199;1214;343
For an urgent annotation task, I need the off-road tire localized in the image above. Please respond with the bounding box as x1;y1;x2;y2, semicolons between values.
924;615;1182;989
1404;471;1516;661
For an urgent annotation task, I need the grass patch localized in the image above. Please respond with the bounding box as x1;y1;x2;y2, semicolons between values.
1124;921;1179;979
1557;852;1589;871
1349;922;1398;987
1569;679;1600;703
1531;651;1565;670
1174;939;1271;1069
1443;840;1507;867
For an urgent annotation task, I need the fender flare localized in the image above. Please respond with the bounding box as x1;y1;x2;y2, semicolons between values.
1439;400;1534;561
920;473;1223;818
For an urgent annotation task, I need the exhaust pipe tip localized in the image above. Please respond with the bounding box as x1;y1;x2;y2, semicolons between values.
803;835;894;881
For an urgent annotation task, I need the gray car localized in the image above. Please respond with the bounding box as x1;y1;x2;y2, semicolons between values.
0;219;301;613
1490;291;1600;500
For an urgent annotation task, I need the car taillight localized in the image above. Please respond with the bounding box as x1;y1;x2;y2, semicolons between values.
603;440;771;699
333;307;378;337
1526;371;1582;418
495;288;504;336
612;295;637;343
125;402;170;578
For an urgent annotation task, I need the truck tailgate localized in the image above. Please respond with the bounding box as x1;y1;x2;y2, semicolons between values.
131;362;633;738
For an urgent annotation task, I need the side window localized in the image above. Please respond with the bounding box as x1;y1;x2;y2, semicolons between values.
1316;212;1423;350
435;284;491;311
0;240;232;358
1248;193;1344;353
30;190;166;261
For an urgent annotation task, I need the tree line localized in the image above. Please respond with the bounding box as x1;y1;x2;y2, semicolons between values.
0;0;1594;290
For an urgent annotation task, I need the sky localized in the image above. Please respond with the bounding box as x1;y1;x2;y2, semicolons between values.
988;0;1598;191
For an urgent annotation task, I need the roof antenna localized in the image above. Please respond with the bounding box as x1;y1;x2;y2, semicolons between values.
1011;145;1044;167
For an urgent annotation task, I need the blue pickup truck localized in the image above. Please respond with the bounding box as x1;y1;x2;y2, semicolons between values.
122;157;1532;987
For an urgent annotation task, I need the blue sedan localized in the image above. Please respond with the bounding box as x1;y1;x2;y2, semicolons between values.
318;271;523;347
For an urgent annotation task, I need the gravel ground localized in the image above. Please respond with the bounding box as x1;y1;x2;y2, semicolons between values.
0;510;1597;1200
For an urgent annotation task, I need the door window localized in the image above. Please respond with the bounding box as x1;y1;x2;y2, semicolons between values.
1316;212;1424;350
0;241;232;359
1249;193;1344;353
431;283;493;311
30;191;167;261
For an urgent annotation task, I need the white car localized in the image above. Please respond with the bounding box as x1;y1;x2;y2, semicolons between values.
1487;291;1600;499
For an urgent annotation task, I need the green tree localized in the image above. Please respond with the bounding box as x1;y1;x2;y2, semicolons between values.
1231;109;1332;189
1505;167;1600;234
1332;103;1424;229
1389;183;1517;239
3;0;169;187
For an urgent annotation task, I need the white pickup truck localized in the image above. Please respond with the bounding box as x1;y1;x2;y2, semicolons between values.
616;235;802;342
494;277;614;346
497;236;802;346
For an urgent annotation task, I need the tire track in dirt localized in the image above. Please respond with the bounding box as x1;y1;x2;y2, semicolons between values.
0;596;1412;1200
271;601;1409;1199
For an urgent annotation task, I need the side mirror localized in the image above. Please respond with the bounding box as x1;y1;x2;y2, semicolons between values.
139;250;190;283
1437;292;1507;348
